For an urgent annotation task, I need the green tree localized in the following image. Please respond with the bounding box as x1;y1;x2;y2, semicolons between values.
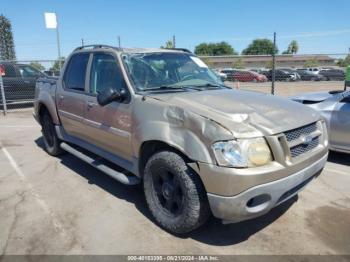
0;14;16;60
283;40;299;54
242;39;278;55
304;58;319;68
30;62;45;71
50;57;65;71
232;58;245;69
160;40;174;49
194;42;237;56
337;54;350;67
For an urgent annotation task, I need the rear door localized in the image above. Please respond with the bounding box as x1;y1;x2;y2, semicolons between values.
330;92;350;151
56;53;91;139
82;52;133;161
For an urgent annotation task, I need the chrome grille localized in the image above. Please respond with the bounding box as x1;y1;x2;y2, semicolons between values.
284;122;317;142
284;122;320;158
290;137;319;158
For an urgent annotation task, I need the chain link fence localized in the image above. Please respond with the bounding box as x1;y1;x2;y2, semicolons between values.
0;54;348;115
204;53;349;97
0;59;64;115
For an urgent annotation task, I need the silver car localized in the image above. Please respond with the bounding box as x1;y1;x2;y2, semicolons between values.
291;90;350;153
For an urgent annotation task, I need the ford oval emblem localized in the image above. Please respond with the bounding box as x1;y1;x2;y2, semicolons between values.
302;135;313;145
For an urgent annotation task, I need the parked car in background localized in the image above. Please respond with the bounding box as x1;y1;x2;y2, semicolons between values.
212;69;227;81
296;69;326;81
44;70;60;77
264;69;298;81
34;45;328;234
232;70;267;82
0;62;45;103
220;68;238;81
278;68;301;81
305;67;322;75
291;90;350;153
319;69;345;81
220;69;267;82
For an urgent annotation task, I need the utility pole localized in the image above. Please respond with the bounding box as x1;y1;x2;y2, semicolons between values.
172;35;176;48
271;32;276;95
81;38;84;47
118;36;121;48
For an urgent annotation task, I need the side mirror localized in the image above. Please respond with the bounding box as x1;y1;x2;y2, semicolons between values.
97;87;126;106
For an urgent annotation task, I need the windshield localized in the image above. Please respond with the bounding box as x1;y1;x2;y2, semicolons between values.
122;52;223;91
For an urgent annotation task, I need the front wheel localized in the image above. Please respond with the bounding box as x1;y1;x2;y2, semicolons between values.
143;151;210;234
41;112;64;156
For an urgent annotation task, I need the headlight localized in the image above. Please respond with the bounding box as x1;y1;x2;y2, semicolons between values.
212;138;272;168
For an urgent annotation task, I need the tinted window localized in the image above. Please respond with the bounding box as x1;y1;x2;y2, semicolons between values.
64;53;89;91
89;53;126;94
18;65;42;78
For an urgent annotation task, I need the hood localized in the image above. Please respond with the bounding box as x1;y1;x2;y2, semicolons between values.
290;91;336;103
149;89;320;138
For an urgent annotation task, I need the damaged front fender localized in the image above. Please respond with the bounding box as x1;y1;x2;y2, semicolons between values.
131;98;234;164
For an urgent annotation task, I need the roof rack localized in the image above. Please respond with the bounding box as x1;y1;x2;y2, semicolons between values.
163;48;192;54
74;44;118;51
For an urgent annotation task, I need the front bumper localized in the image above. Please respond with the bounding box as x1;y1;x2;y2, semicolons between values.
207;152;327;223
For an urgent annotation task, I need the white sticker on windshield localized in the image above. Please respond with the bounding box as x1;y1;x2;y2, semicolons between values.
190;56;208;68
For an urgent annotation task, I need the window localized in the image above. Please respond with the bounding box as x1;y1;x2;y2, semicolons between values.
18;65;42;78
89;53;125;94
63;53;89;91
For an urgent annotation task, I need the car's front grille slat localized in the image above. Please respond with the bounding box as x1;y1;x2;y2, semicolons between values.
285;122;317;142
283;122;320;158
290;136;319;158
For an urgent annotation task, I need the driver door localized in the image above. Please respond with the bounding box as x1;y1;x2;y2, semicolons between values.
82;52;133;162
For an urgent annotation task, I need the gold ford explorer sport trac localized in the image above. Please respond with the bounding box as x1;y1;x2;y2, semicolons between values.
33;45;329;234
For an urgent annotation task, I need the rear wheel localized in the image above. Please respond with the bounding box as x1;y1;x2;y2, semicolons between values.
143;151;210;234
41;112;64;156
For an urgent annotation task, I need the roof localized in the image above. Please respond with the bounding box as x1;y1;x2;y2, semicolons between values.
74;45;191;54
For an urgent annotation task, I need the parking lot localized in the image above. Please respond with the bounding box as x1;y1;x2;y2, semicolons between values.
0;82;349;255
227;80;346;96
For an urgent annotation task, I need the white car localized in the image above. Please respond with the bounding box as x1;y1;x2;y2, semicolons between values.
212;69;227;81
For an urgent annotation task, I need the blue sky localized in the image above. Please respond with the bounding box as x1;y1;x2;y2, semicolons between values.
2;0;350;60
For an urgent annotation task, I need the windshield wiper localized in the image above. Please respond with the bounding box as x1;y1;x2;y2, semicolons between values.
141;85;186;92
191;83;222;89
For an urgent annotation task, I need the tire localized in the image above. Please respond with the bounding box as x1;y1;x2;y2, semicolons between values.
143;151;210;234
41;112;64;156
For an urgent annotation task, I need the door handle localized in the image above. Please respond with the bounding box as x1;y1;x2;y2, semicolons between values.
58;95;64;101
87;101;96;109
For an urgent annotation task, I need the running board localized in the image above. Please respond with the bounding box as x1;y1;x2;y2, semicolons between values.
60;142;140;185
